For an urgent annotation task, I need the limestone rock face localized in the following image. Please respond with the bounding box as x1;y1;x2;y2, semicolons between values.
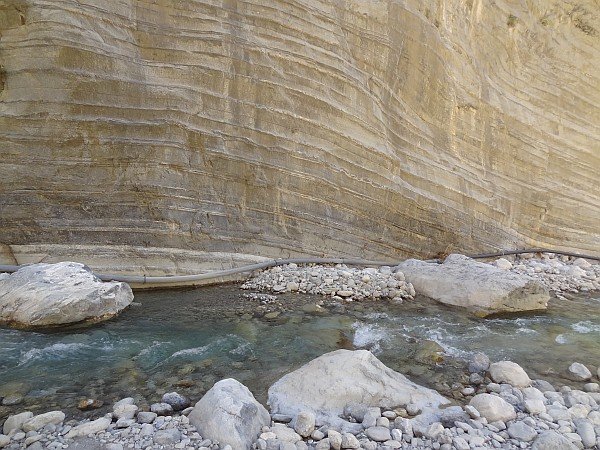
0;1;598;271
0;262;133;327
397;255;549;316
268;349;449;427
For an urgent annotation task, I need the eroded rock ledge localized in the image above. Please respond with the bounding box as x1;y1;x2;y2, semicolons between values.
0;0;599;264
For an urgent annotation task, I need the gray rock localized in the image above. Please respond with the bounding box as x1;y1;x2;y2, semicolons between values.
113;403;138;420
150;402;173;415
2;412;33;434
362;407;381;428
136;411;157;424
488;361;531;387
0;435;9;448
568;363;592;381
507;421;537;441
139;423;154;437
293;412;315;438
574;418;596;448
365;426;392;442
468;352;490;373
439;406;468;427
315;438;330;450
153;428;181;445
469;394;516;422
532;379;556;392
115;417;134;428
268;350;448;428
188;378;270;450
343;404;368;422
341;432;360;449
453;437;470;450
1;396;22;406
531;431;579;450
65;417;111;438
22;411;65;432
327;429;342;450
161;392;190;411
397;255;549;316
0;262;133;327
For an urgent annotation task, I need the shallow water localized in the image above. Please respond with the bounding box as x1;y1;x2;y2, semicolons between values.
0;286;599;420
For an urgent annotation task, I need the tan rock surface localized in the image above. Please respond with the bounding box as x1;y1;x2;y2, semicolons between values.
1;1;598;272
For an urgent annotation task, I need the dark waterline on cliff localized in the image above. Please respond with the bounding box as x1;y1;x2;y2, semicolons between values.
0;286;599;420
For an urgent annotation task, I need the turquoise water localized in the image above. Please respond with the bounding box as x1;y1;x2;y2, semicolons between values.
0;286;599;420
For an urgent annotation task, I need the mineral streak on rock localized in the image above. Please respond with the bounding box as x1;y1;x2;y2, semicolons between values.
0;1;598;272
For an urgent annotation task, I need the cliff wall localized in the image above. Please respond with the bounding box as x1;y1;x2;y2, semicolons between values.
0;0;598;274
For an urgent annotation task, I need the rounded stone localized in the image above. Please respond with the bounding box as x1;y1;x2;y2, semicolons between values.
469;394;516;422
488;361;531;387
507;421;537;442
567;362;592;381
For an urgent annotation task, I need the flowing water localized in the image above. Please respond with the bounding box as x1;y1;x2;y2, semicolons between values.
0;285;599;421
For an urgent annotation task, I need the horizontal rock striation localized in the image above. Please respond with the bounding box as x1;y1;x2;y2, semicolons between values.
0;0;598;273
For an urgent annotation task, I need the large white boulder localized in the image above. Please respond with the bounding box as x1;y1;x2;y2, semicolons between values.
0;262;133;328
268;350;449;428
188;378;270;450
396;254;549;316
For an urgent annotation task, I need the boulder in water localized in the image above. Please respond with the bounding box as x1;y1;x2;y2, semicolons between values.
0;262;133;328
396;254;549;317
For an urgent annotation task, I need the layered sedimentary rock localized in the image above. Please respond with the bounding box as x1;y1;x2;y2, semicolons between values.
0;0;598;274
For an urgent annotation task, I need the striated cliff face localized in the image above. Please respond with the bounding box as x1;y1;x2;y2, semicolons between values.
0;0;599;274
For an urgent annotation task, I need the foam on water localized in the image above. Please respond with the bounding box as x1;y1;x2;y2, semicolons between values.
352;322;388;354
571;321;600;334
19;342;92;364
555;334;568;344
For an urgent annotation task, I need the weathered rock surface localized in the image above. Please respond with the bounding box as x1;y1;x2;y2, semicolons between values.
397;255;549;316
268;350;449;427
469;394;516;423
188;378;270;450
0;262;133;327
489;361;532;387
0;0;599;273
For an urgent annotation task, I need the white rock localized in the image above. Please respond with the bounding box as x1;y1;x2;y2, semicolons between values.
495;258;513;270
114;403;138;420
469;394;516;422
2;412;33;434
65;417;111;438
188;378;270;450
489;361;531;387
0;435;9;448
396;255;549;316
271;423;301;443
22;411;65;432
523;387;546;414
568;362;592;381
0;262;133;327
267;350;449;428
572;258;592;269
